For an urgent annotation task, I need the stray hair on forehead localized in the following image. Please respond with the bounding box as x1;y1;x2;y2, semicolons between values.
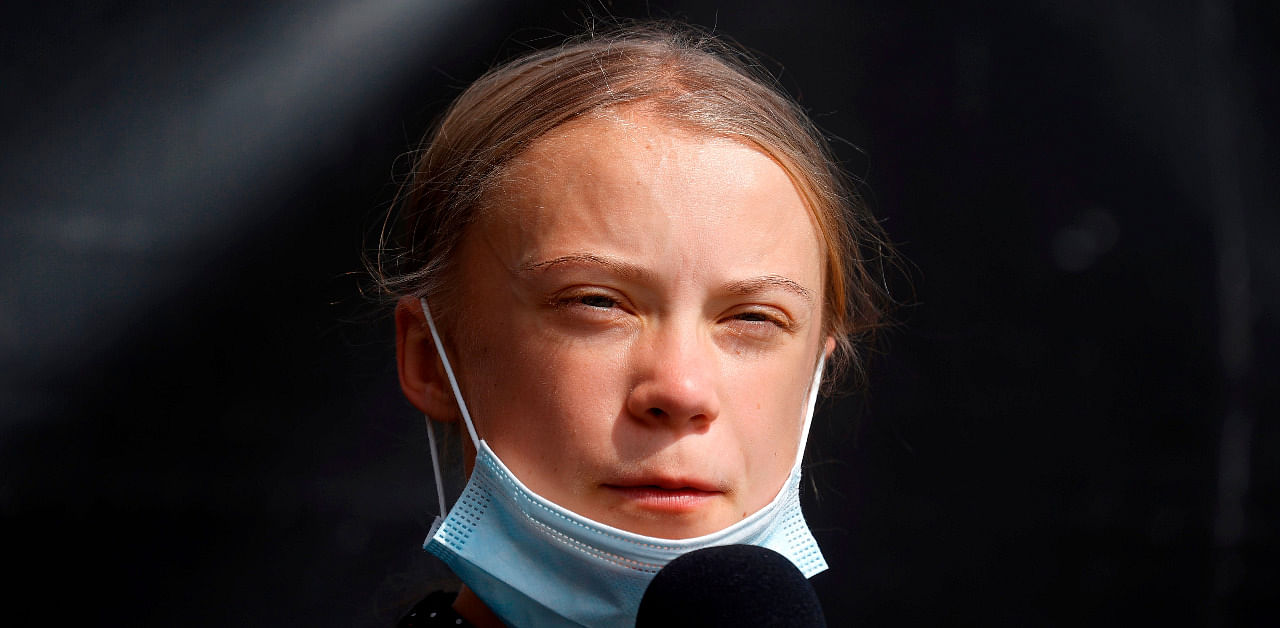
366;21;896;388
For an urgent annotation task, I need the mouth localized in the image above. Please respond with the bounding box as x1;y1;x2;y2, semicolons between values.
603;477;724;513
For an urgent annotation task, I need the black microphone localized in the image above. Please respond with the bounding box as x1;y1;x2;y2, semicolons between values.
636;545;827;627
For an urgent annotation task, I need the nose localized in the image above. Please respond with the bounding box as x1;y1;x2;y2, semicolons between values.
625;322;721;430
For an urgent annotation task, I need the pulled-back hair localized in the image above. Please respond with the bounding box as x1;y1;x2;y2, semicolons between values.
369;23;893;386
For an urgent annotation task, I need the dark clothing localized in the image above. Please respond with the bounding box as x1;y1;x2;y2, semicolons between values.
398;591;474;627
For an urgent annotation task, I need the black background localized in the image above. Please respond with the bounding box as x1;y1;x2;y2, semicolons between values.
3;1;1276;626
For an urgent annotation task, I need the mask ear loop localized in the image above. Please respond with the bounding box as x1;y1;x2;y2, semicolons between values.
794;355;826;467
424;415;448;526
419;297;480;445
419;297;481;533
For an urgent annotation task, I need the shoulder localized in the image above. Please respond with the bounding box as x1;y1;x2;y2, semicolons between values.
397;591;472;627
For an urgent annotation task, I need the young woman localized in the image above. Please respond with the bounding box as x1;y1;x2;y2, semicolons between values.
371;24;891;627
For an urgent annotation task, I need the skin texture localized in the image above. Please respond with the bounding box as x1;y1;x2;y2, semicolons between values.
396;107;831;541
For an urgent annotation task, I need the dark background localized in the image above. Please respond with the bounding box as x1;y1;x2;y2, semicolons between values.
3;1;1276;626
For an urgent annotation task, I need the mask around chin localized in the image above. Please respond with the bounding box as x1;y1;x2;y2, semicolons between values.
425;432;826;628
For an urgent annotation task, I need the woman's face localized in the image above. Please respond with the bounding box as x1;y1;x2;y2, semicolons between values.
433;108;828;539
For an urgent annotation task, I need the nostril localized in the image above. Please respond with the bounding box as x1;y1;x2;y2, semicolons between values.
647;408;665;419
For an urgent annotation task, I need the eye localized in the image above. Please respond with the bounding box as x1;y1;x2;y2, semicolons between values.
733;311;776;323
549;288;634;329
549;288;629;316
724;307;793;332
577;294;619;309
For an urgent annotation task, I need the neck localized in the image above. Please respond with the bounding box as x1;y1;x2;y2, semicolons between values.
454;585;506;628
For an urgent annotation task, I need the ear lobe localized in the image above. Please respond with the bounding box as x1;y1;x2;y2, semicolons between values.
395;297;460;422
823;336;837;358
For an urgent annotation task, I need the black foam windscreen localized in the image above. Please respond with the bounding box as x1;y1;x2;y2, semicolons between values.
636;544;827;627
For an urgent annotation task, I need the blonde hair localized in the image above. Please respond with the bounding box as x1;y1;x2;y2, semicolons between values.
369;23;893;385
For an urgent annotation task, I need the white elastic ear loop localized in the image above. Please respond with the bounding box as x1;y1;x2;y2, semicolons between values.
794;355;826;465
419;296;481;528
424;415;448;521
418;297;480;445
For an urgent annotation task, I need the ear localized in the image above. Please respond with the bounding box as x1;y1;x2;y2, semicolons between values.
395;296;460;422
823;335;837;359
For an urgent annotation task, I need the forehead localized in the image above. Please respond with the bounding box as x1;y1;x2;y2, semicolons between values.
472;108;823;285
495;109;745;195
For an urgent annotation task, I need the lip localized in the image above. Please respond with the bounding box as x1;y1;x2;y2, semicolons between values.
603;476;724;513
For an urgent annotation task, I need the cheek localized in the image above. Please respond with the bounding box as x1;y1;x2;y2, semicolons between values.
723;351;817;487
462;315;626;457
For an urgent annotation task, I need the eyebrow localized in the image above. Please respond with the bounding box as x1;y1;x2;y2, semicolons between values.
517;253;654;281
723;275;814;305
520;254;813;305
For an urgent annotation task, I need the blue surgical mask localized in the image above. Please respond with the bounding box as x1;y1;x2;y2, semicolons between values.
417;297;828;627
